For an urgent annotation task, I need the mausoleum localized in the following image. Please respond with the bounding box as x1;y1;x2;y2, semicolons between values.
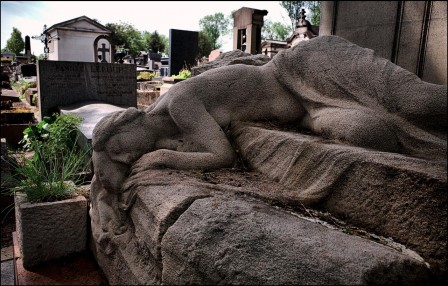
44;15;112;62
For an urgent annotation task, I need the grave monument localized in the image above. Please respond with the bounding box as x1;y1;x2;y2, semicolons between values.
168;29;198;76
90;36;447;284
37;60;137;147
232;7;268;54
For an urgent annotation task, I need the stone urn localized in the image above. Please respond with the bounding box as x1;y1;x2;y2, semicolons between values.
14;192;87;268
115;49;127;64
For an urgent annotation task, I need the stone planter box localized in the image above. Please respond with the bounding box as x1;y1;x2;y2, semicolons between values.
15;193;87;269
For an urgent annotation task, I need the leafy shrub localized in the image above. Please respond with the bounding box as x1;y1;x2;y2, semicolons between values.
21;113;82;158
137;71;156;81
8;113;91;203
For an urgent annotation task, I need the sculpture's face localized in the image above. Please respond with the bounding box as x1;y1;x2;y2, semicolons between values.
93;123;157;193
93;150;129;194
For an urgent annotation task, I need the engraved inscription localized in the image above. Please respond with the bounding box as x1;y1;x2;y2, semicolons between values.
37;60;136;118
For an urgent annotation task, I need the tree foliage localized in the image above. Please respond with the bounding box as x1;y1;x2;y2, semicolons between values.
199;12;230;50
197;31;213;59
280;1;321;31
143;30;168;54
106;21;145;58
262;20;290;41
5;27;25;56
307;1;321;26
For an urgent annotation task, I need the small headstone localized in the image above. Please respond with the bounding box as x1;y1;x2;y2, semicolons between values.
18;64;37;77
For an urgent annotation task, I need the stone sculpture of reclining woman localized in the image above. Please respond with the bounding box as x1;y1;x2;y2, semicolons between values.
90;35;447;240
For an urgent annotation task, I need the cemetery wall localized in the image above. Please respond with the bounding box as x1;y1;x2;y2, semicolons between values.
320;1;447;85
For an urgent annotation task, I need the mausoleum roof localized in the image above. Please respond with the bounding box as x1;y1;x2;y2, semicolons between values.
45;15;111;34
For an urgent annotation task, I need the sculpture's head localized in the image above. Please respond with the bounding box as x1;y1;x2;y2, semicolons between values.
92;108;156;193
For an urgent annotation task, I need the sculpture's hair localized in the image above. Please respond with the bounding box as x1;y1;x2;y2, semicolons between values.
92;107;144;151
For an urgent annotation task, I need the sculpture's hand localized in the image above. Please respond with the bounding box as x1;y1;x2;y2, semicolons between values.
130;150;166;174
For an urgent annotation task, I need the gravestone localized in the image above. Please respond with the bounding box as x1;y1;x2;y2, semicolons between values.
16;64;37;77
37;60;137;120
168;29;198;76
24;35;31;61
37;60;137;149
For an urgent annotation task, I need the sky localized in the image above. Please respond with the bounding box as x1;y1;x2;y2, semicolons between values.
1;1;291;56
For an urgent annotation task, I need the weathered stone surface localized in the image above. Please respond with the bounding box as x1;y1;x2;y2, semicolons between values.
130;184;211;260
161;194;431;285
231;121;447;276
15;194;87;268
89;169;433;285
191;49;270;76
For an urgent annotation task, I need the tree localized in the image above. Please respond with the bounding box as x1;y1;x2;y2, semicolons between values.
105;21;145;59
143;30;168;54
262;19;290;41
197;31;213;59
199;12;230;50
280;1;321;31
307;1;321;26
5;27;25;56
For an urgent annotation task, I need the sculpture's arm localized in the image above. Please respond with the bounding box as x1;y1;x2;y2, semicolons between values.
130;97;236;173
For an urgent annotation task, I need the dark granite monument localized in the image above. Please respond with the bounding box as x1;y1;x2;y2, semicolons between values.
168;29;199;76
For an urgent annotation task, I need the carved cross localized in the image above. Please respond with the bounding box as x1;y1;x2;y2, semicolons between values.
98;43;110;63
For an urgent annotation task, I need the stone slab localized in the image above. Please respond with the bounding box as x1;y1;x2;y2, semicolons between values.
1;259;14;286
94;169;433;284
37;60;136;120
60;101;127;148
231;121;447;277
162;194;431;285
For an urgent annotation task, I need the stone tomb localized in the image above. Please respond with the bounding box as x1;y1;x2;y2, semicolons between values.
37;60;137;145
89;36;447;284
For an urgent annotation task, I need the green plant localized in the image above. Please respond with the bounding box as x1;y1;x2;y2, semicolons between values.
137;71;156;81
11;79;33;98
172;68;191;79
21;113;82;158
11;144;89;203
6;113;91;203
